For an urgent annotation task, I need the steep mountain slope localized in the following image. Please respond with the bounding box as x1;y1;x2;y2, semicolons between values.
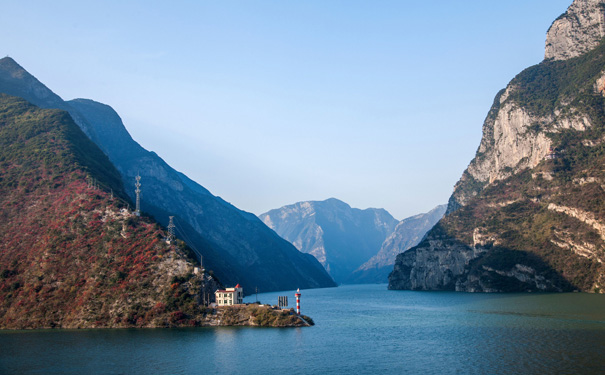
260;198;398;283
545;0;605;61
390;0;605;293
0;94;220;328
0;58;336;294
0;58;99;142
349;204;446;283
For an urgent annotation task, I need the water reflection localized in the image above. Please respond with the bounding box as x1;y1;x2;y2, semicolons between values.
212;328;240;373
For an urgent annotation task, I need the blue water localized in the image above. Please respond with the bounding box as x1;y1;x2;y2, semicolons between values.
1;284;605;374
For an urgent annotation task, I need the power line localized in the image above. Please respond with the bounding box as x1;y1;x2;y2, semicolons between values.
173;217;203;257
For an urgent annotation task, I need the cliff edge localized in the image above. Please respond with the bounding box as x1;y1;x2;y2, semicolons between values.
390;0;605;293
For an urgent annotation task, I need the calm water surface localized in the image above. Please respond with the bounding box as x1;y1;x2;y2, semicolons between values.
1;284;604;374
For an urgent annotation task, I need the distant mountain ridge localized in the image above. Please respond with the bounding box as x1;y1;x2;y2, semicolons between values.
349;204;446;283
0;57;335;294
260;198;398;283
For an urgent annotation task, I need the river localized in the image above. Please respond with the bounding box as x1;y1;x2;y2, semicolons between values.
1;284;604;374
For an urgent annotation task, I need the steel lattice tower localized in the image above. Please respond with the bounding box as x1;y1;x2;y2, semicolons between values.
167;216;176;243
135;175;141;216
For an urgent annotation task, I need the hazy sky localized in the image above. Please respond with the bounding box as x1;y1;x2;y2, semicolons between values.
1;0;571;220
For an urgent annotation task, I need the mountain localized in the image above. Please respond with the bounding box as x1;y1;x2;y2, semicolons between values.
0;58;100;143
260;198;398;283
349;204;446;284
0;57;336;294
0;93;222;328
389;0;605;293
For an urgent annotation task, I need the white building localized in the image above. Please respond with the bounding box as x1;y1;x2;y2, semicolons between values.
215;284;243;306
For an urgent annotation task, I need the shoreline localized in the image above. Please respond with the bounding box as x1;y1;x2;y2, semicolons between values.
0;304;314;330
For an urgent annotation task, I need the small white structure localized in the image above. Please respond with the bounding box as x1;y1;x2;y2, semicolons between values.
215;284;243;306
545;147;558;160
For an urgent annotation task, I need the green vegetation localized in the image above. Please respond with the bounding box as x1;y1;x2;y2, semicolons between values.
439;156;604;291
0;93;127;202
424;43;605;292
508;40;605;118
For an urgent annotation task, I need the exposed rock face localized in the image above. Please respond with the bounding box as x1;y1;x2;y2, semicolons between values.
450;0;605;212
260;198;398;283
0;57;336;294
388;225;568;292
545;0;605;61
350;204;446;283
388;230;486;291
390;0;605;293
448;82;593;213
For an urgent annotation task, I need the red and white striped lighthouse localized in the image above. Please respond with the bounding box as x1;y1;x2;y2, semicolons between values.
295;288;301;315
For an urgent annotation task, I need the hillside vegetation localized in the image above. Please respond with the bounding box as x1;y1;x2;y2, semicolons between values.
0;94;214;328
442;42;605;291
390;22;605;293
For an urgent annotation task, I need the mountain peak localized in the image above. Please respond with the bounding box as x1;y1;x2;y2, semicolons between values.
260;199;398;283
545;0;605;61
0;56;68;111
0;56;27;77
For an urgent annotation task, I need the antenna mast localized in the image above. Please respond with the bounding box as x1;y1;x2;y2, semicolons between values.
135;174;141;216
167;216;176;244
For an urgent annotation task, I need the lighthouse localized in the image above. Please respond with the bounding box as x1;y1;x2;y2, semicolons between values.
295;288;301;315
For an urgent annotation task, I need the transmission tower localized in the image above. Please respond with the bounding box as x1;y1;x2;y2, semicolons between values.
135;175;141;216
166;216;176;244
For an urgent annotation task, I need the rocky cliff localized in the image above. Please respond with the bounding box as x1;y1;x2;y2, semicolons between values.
260;198;398;283
350;204;446;284
545;0;605;61
390;0;605;293
0;58;336;294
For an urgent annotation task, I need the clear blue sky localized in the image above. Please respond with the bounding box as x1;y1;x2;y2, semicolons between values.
1;0;571;220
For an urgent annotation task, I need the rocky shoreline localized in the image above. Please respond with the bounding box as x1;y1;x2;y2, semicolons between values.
0;305;314;329
207;304;314;327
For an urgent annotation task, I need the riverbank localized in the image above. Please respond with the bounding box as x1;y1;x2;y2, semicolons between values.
210;304;314;327
0;304;314;329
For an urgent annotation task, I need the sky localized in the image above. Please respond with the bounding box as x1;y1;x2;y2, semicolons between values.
0;0;572;220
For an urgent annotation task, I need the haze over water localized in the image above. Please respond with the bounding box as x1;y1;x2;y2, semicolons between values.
2;284;604;374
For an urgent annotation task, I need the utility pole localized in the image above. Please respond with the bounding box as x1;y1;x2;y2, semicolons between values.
135;174;141;217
